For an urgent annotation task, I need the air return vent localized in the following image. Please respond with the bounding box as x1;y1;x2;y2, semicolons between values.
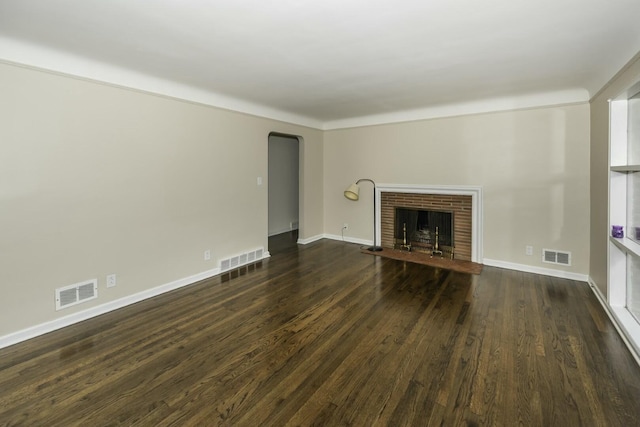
220;248;265;273
55;279;98;310
542;249;571;266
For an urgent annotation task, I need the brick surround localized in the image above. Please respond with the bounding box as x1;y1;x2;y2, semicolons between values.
381;192;473;261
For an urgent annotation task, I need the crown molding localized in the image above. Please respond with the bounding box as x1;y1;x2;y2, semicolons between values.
321;89;590;130
1;36;590;131
0;37;324;130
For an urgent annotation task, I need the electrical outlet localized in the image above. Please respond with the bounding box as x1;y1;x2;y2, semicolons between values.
204;250;211;261
107;274;117;288
525;245;533;256
343;223;349;230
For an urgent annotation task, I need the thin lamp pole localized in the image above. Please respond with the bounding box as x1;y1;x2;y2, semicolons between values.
356;178;383;252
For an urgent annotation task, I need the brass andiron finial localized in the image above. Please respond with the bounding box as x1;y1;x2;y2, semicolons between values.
432;226;443;258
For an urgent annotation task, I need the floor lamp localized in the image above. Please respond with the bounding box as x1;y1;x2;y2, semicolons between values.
344;178;383;252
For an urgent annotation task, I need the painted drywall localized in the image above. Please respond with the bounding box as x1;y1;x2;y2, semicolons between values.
268;135;299;236
324;104;590;275
0;62;323;336
590;52;640;297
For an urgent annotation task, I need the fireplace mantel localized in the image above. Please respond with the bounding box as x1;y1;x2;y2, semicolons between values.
375;184;483;263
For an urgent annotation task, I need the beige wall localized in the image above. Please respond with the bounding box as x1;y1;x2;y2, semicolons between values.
324;104;590;274
0;62;323;336
590;53;640;297
2;54;613;339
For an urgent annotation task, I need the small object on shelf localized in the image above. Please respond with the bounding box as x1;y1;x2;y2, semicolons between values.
635;227;640;240
612;225;624;238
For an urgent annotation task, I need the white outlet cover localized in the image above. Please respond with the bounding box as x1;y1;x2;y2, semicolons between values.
204;250;211;261
106;274;117;288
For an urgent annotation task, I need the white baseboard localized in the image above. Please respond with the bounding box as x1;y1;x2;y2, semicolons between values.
297;234;324;245
483;258;589;281
298;233;372;246
0;265;229;350
323;234;373;246
0;246;277;349
320;238;589;281
589;277;608;304
588;277;640;367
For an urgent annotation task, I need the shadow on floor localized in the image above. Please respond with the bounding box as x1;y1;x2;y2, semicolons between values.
268;230;299;255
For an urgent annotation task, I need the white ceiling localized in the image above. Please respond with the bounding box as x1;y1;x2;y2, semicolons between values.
1;0;639;129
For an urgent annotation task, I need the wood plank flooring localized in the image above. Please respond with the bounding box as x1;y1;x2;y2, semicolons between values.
1;234;640;426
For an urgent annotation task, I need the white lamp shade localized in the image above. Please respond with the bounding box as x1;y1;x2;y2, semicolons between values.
344;183;360;200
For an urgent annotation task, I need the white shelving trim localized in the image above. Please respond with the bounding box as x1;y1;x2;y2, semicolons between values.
608;80;640;354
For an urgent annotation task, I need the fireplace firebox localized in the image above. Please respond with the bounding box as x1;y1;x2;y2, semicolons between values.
394;208;453;257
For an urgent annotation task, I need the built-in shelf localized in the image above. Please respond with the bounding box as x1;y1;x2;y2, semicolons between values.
611;165;640;172
608;78;640;365
610;236;640;259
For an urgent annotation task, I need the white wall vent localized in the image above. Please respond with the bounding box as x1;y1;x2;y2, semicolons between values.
542;249;571;266
230;256;239;268
220;248;265;273
55;279;98;310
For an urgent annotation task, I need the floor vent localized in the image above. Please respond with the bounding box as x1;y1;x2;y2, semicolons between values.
542;249;571;266
55;279;98;311
220;248;265;273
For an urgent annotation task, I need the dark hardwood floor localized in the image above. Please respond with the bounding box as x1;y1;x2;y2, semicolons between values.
1;235;639;426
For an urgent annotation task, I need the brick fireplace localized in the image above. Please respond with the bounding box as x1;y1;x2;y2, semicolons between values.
375;185;483;263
